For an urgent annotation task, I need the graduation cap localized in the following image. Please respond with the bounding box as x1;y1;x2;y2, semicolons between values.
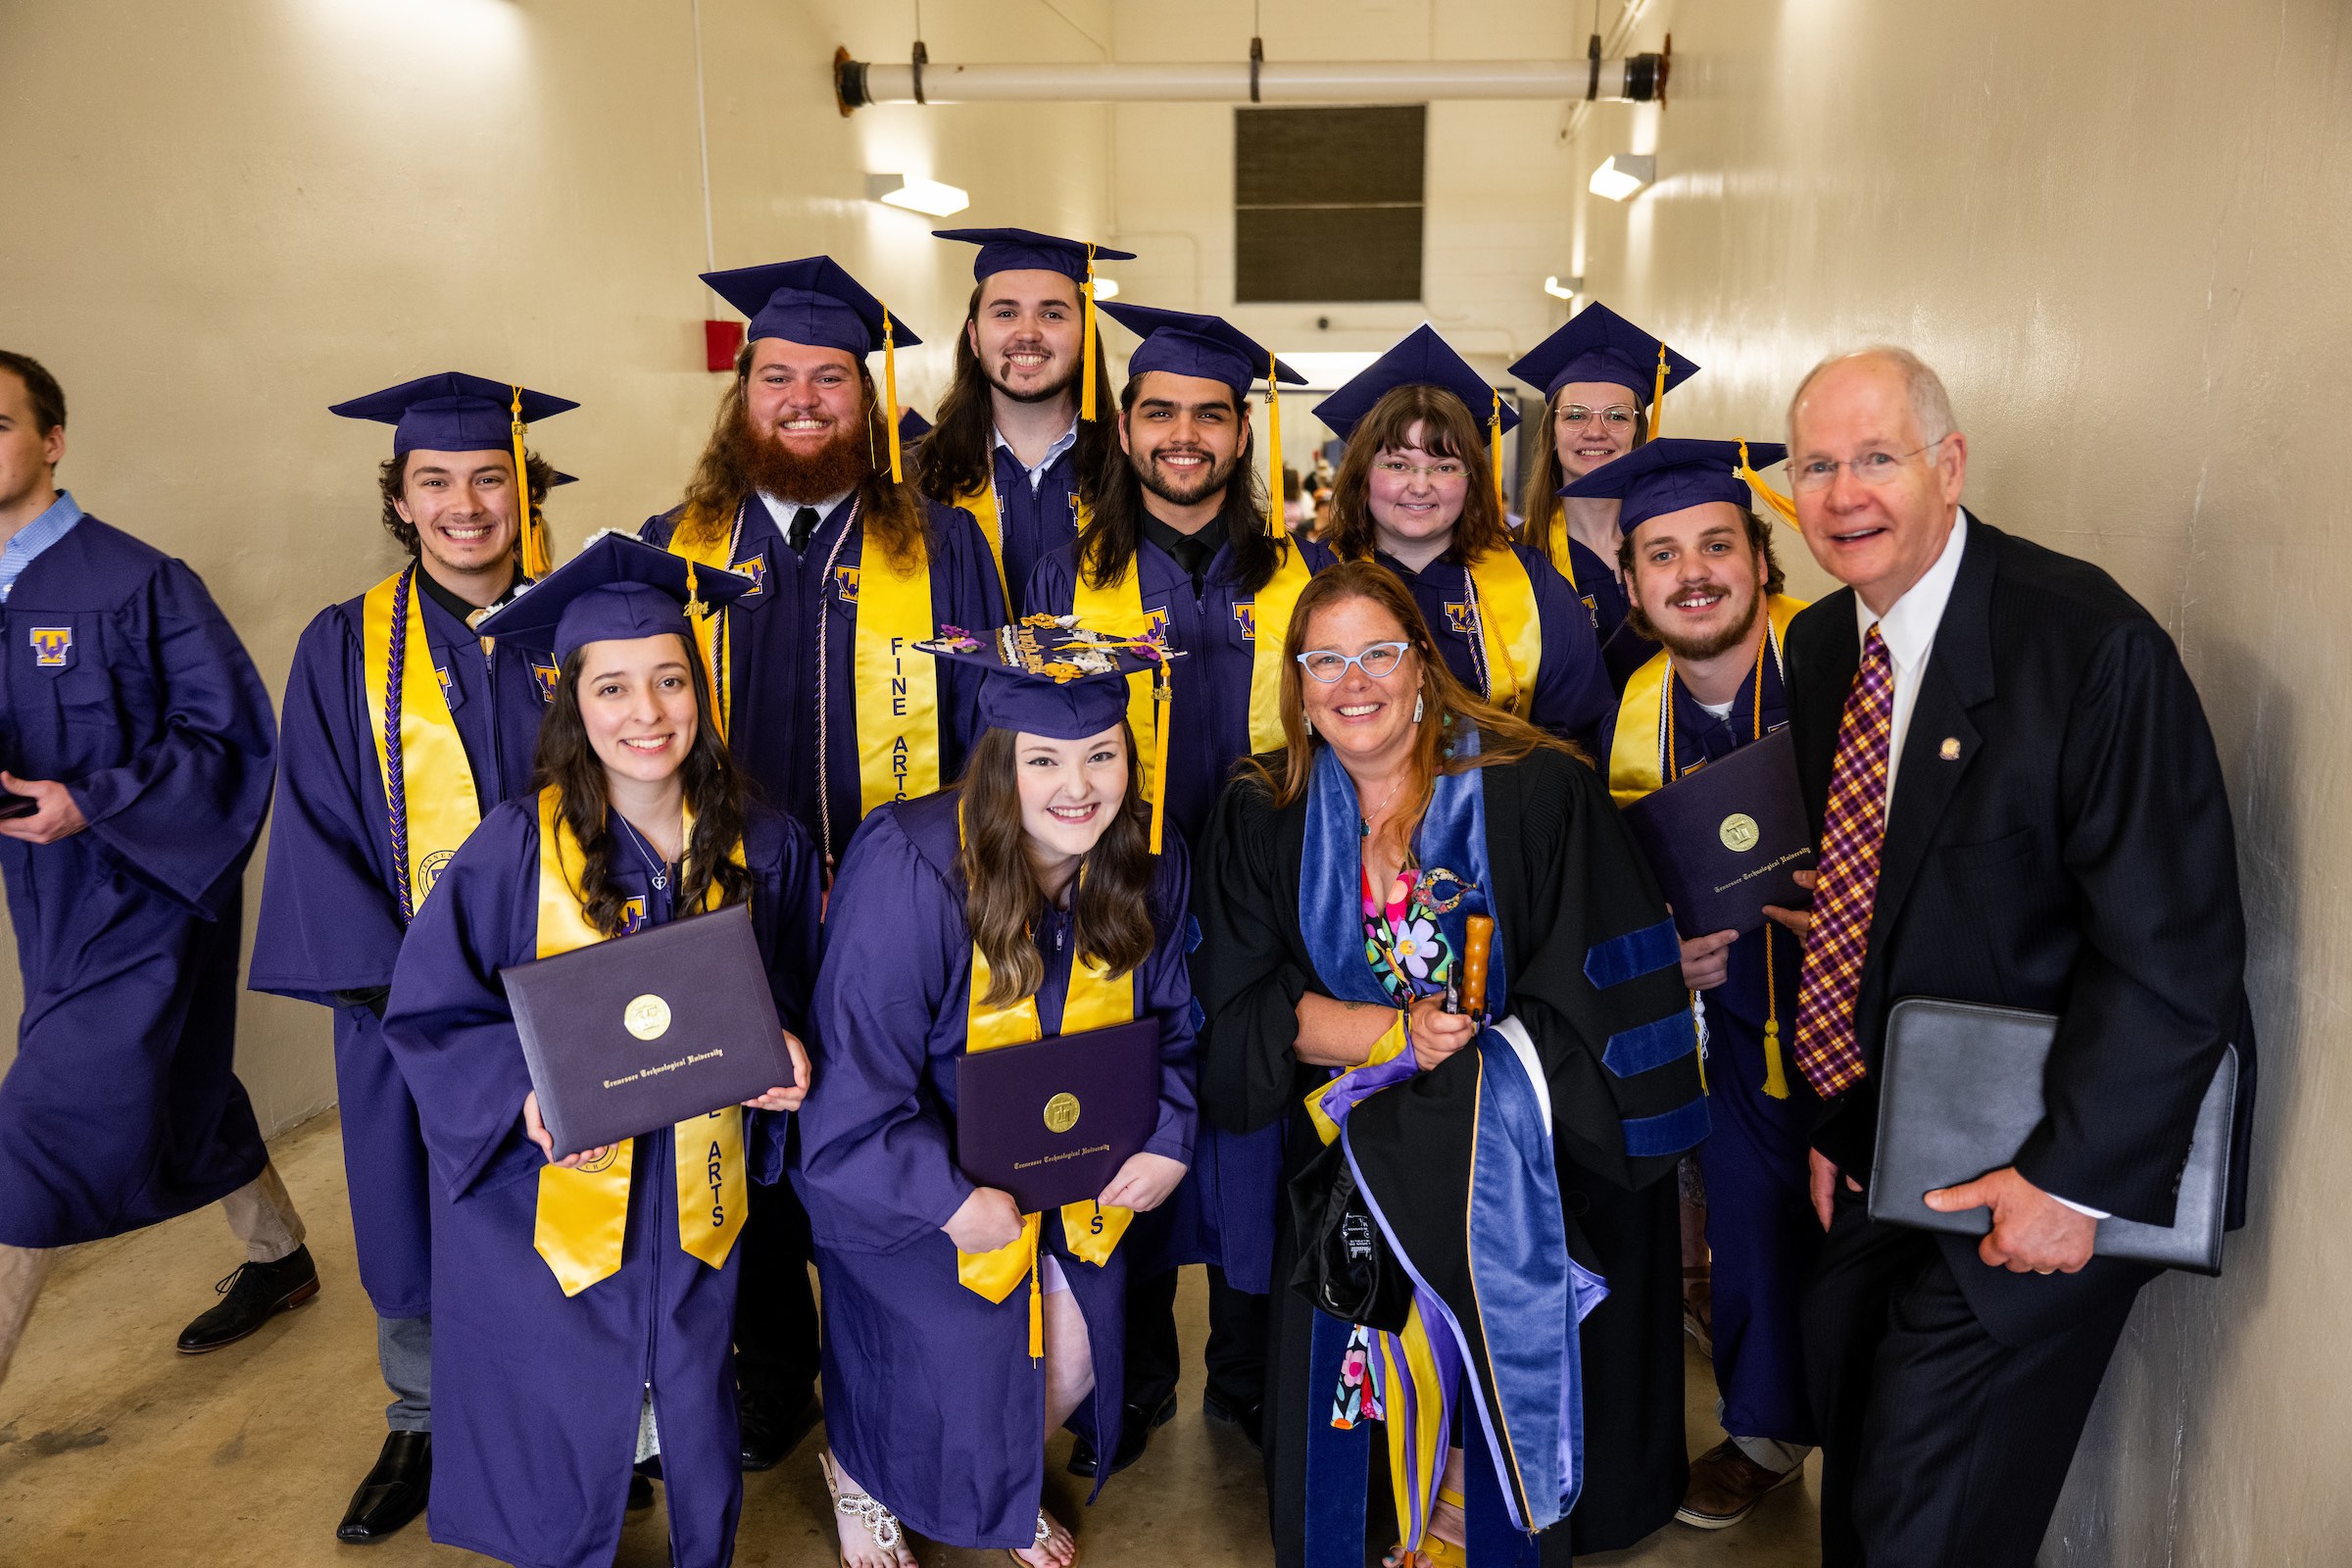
917;614;1185;853
1557;437;1795;533
1507;304;1700;440
477;530;757;665
1313;325;1522;511
897;408;933;446
331;371;579;577
701;256;920;481
1102;301;1307;539
549;469;580;488
936;228;1140;428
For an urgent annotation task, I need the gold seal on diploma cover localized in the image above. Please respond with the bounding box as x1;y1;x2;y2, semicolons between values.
1043;1092;1082;1134
1718;812;1761;853
624;994;672;1042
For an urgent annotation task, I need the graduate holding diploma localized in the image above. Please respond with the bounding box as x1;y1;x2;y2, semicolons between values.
795;616;1199;1566
381;533;821;1568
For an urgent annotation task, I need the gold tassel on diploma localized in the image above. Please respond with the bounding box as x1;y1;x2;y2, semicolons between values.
512;384;551;578
1080;244;1100;422
1649;342;1669;439
1266;350;1287;538
1761;925;1790;1099
881;310;905;483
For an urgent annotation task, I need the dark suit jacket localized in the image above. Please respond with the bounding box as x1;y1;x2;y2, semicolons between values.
1787;514;2254;1342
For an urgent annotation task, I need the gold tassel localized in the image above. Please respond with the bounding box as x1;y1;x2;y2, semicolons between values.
881;310;905;484
1266;350;1287;538
1489;390;1505;514
1080;244;1100;423
1737;439;1802;530
512;384;550;578
1649;341;1669;439
1148;662;1173;857
1691;992;1707;1094
1026;1230;1044;1360
1761;925;1790;1098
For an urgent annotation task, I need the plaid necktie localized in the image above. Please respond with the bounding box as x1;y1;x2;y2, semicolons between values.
1792;625;1895;1097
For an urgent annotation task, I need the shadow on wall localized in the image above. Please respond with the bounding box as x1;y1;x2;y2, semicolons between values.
2045;629;2299;1566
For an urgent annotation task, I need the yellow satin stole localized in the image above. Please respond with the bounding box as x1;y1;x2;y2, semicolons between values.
954;852;1142;1357
956;475;1094;607
1462;547;1544;718
528;787;752;1297
362;566;482;917
665;513;744;740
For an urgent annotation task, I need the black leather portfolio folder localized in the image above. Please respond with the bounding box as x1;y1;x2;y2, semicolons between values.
1619;726;1815;938
956;1018;1159;1213
502;901;790;1157
1868;997;2238;1274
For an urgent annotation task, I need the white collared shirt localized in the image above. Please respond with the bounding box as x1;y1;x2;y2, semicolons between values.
994;418;1080;493
1850;507;2108;1220
755;489;854;540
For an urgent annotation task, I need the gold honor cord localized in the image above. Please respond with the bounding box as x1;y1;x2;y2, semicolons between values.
956;824;1139;1357
512;384;551;579
1463;546;1543;718
1737;439;1803;530
528;788;751;1296
362;566;483;919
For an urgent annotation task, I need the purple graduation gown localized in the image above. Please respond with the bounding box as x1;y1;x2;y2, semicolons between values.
793;789;1197;1550
973;437;1087;610
0;516;276;1249
1022;531;1333;1291
1375;541;1614;755
249;581;555;1319
381;799;821;1568
639;493;1007;864
1564;536;1659;693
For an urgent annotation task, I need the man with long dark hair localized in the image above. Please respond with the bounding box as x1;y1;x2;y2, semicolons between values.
249;371;572;1542
643;255;1004;1470
919;228;1126;606
0;353;294;1400
1027;303;1333;1478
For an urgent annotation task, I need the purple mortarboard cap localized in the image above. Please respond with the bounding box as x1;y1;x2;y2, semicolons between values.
931;227;1136;283
549;469;580;487
1558;437;1788;532
1101;302;1304;398
898;408;933;445
476;531;755;663
330;371;577;455
701;257;921;355
1508;301;1699;402
917;615;1182;741
1312;325;1521;442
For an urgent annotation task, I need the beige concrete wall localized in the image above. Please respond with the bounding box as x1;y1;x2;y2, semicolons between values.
1564;1;2351;1561
0;0;1112;1131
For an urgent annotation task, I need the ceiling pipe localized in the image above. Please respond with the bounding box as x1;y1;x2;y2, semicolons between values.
832;41;1670;114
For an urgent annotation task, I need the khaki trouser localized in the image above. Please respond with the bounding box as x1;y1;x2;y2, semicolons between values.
0;1160;305;1392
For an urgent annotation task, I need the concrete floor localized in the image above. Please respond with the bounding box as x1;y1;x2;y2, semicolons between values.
0;1111;1818;1565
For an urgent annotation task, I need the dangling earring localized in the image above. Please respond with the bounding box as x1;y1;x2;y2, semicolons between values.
1412;691;1425;723
1304;715;1315;737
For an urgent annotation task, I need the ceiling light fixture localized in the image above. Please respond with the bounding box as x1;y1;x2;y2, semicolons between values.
864;173;971;218
1092;275;1121;300
1543;274;1584;301
1587;154;1654;202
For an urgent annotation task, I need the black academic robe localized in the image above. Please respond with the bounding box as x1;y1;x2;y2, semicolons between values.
1195;746;1707;1564
0;517;276;1249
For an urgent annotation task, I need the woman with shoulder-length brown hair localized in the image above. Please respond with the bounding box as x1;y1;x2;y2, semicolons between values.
1316;327;1613;753
794;620;1199;1567
1194;560;1708;1567
1506;302;1699;690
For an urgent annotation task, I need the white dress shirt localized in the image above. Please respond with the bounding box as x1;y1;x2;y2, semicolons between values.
1850;507;2106;1220
994;417;1080;492
755;489;854;542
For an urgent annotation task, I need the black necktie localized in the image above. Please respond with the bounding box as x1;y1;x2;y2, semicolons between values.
786;506;822;553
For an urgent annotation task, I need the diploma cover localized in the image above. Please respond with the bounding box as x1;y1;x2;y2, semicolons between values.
1619;726;1814;937
1869;998;2239;1275
956;1017;1159;1213
502;901;790;1156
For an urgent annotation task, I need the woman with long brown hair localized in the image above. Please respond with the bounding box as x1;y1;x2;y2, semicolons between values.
1508;302;1699;690
795;620;1200;1567
380;535;821;1568
1316;327;1613;753
1194;561;1708;1567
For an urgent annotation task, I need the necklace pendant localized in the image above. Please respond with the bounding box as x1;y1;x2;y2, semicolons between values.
652;869;669;891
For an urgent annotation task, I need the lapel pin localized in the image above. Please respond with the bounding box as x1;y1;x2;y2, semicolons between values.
1939;737;1962;761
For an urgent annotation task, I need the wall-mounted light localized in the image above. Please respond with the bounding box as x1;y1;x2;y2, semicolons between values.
1543;274;1584;301
1587;154;1654;202
1093;275;1121;300
864;173;971;218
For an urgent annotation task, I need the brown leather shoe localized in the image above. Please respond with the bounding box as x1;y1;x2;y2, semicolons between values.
1674;1439;1803;1530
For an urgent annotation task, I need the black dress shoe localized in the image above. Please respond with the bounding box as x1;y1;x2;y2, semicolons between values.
628;1472;657;1511
175;1245;320;1354
738;1389;821;1472
1065;1393;1177;1479
1201;1389;1264;1452
335;1431;429;1544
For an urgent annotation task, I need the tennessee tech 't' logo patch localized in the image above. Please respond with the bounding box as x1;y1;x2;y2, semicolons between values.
532;660;560;704
738;556;767;597
833;565;859;606
1232;602;1257;640
1444;603;1477;637
28;626;72;667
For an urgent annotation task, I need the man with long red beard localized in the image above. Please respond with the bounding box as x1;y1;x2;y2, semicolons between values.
918;227;1126;606
641;256;1004;1471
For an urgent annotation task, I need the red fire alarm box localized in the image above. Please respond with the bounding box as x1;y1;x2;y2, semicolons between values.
705;319;745;372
